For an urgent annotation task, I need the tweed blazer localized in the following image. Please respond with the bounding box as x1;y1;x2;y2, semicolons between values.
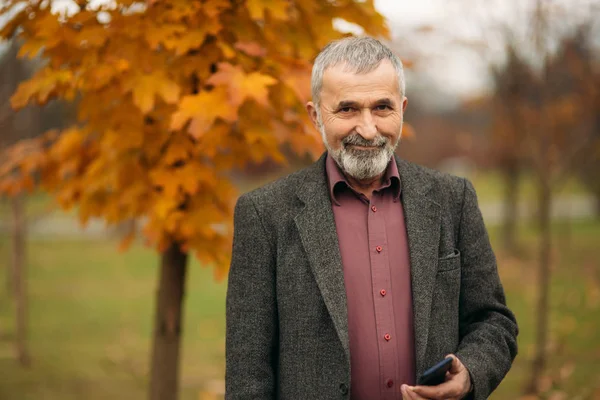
225;153;518;400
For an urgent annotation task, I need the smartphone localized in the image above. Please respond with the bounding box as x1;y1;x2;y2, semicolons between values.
417;357;453;386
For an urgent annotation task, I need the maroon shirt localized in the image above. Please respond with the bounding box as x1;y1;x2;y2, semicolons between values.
326;154;416;400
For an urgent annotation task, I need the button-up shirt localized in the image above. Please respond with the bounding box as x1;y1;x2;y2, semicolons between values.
326;154;416;400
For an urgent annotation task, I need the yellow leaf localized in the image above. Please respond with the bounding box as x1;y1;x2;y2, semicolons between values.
163;134;192;165
11;68;73;108
144;23;187;50
131;71;180;114
162;19;222;56
207;63;277;107
201;0;232;18
217;41;236;59
150;168;179;198
170;87;238;138
246;0;290;21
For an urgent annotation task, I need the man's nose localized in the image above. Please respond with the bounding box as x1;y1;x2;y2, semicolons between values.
355;110;377;139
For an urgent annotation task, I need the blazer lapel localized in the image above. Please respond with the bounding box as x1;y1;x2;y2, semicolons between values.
396;156;441;375
294;154;350;361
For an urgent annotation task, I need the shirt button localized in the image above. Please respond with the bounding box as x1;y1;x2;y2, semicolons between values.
376;246;382;252
386;379;394;388
384;333;391;341
371;205;377;212
339;383;348;395
380;289;386;296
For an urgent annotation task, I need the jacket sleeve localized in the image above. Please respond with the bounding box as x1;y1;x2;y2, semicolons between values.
454;179;519;400
225;194;277;399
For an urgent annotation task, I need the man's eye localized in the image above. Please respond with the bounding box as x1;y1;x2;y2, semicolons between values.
376;105;391;111
339;107;353;113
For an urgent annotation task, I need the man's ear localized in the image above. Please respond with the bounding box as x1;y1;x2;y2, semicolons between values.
306;101;320;130
402;96;408;113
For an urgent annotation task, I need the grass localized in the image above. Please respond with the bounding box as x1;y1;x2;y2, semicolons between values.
488;219;600;399
0;238;226;400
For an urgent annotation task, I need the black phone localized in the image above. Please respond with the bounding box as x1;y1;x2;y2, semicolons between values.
417;357;453;386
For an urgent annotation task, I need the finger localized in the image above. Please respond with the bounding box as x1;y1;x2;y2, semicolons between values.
402;385;428;400
401;384;413;400
445;354;461;374
411;379;462;399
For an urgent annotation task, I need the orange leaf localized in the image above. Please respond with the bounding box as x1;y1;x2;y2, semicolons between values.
234;41;267;57
207;63;277;107
170;87;238;138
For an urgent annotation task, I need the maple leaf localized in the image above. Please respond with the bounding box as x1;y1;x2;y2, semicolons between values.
207;63;277;108
11;68;73;108
201;0;232;18
170;87;238;138
246;0;290;21
129;71;180;114
234;41;267;57
161;18;222;56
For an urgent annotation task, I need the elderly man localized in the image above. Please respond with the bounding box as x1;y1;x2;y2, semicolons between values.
226;37;518;400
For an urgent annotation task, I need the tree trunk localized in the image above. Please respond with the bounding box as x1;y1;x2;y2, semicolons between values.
11;194;31;367
595;189;600;219
526;179;552;394
149;243;188;400
501;162;520;255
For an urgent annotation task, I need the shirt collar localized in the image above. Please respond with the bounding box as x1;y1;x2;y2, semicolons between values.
325;152;401;206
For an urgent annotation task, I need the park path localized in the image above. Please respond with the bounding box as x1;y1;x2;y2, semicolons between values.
0;195;596;238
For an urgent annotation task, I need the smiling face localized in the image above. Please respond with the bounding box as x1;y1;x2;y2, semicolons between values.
307;60;408;180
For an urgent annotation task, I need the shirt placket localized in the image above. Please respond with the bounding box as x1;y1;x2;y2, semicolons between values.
368;191;398;400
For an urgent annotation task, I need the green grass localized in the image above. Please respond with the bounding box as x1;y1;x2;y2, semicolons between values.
0;218;599;399
0;238;226;400
488;220;600;399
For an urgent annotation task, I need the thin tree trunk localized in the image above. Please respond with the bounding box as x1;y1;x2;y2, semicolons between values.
6;198;14;296
595;189;600;219
502;162;520;255
11;194;31;367
149;243;188;400
526;178;552;394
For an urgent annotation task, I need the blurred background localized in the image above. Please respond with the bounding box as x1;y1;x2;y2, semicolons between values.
1;0;599;399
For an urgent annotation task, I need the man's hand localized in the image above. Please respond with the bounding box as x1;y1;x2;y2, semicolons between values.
401;355;472;400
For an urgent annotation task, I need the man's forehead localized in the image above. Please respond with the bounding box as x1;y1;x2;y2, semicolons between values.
320;60;400;101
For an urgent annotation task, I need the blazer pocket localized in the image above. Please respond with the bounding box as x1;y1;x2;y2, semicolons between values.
437;249;461;272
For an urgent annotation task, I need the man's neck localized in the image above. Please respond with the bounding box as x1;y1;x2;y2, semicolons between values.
344;172;386;201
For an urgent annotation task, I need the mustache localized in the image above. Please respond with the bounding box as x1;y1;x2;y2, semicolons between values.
342;133;388;148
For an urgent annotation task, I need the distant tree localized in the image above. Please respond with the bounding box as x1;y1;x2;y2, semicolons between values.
0;36;38;368
0;1;388;399
490;42;536;255
523;7;599;394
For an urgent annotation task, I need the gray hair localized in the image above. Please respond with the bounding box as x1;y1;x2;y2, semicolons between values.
311;36;406;108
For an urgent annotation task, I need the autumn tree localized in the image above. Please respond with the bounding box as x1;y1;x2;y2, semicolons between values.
0;35;39;368
0;1;388;399
520;4;599;394
453;0;599;393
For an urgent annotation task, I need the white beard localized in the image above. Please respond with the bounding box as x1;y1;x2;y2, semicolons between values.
319;120;400;180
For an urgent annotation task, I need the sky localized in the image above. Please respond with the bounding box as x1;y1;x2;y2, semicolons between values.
374;0;600;100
